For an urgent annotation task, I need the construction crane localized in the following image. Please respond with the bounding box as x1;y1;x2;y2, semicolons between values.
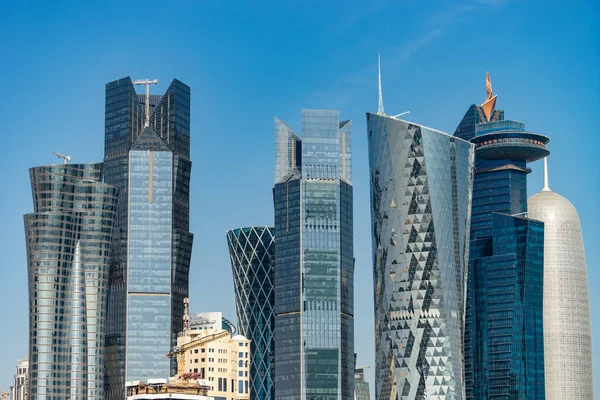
132;78;159;127
392;111;411;119
52;151;71;164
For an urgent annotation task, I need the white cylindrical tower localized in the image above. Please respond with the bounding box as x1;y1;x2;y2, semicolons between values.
528;159;594;399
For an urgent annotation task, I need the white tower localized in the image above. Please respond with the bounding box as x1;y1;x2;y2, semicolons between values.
528;158;594;399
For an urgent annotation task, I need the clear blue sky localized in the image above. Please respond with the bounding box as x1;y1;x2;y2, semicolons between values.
0;1;598;397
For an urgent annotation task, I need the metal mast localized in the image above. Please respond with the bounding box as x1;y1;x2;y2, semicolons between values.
132;78;158;127
542;157;550;191
378;54;384;115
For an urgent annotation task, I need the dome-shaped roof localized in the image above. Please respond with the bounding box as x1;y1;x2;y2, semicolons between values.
231;334;248;341
528;189;580;224
527;187;593;398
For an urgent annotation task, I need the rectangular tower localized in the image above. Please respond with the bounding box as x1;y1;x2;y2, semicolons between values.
104;78;193;399
273;110;354;400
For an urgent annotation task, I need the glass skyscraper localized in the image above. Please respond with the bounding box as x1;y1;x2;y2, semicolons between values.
104;77;193;399
227;226;276;400
367;113;474;399
24;163;119;400
273;110;354;400
456;86;549;398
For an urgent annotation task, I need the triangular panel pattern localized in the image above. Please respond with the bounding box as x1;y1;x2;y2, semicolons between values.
367;113;474;400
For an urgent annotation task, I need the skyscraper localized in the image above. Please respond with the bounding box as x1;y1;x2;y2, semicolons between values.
457;76;549;399
24;163;119;400
104;78;193;398
273;110;354;399
528;160;594;399
226;226;276;400
367;113;474;399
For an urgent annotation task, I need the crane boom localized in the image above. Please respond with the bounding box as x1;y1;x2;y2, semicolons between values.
132;78;159;127
52;151;71;164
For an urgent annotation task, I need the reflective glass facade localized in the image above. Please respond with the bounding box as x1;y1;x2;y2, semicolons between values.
467;214;545;399
227;227;276;400
273;110;354;400
125;147;173;382
24;163;119;400
367;113;474;400
458;118;547;399
104;78;193;399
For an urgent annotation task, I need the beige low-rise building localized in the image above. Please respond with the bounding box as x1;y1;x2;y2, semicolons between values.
126;378;211;400
169;306;250;400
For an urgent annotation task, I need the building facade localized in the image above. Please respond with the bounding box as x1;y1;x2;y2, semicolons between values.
11;357;29;400
126;379;211;400
273;110;354;399
226;227;275;400
528;161;594;399
170;311;251;400
367;113;474;399
353;366;370;400
104;78;193;399
456;81;549;399
24;163;119;400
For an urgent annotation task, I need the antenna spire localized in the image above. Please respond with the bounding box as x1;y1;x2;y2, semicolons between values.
542;157;550;191
378;54;384;115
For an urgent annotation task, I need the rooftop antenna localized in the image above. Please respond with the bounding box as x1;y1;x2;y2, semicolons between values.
378;54;385;115
132;78;159;127
52;151;71;164
542;156;550;191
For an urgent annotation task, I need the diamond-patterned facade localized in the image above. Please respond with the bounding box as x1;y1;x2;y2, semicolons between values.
367;113;474;400
227;227;275;400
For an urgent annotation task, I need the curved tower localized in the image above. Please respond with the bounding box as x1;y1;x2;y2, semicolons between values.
24;163;119;400
367;113;475;399
227;226;276;400
528;160;594;399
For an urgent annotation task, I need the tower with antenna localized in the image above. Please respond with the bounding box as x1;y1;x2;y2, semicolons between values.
528;158;594;399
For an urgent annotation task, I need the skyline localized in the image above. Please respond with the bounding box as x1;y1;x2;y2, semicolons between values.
1;1;599;398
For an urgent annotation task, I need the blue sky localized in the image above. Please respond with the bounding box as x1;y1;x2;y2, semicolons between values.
0;0;598;397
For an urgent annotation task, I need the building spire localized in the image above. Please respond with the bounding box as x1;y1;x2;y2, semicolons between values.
378;54;384;115
542;156;550;191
